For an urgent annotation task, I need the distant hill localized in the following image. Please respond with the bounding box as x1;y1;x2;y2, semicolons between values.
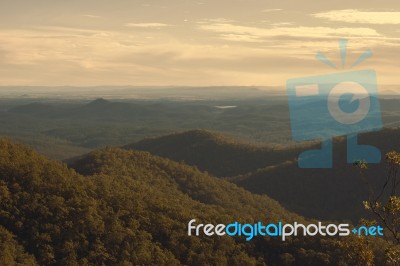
0;139;380;265
5;97;400;156
126;128;400;222
75;98;152;119
0;86;281;100
8;98;157;121
85;97;111;106
232;128;400;221
126;129;310;177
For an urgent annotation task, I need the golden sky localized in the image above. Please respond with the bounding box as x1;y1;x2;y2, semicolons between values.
1;0;400;87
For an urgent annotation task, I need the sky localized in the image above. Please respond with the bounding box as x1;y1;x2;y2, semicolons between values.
1;0;400;87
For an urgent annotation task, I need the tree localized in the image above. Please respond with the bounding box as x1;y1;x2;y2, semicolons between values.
355;151;400;265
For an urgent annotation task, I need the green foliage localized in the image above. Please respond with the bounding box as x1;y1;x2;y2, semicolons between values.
386;151;400;165
357;151;400;244
385;245;400;265
0;226;38;265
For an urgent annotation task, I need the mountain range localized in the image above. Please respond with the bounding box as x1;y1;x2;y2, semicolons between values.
0;138;382;265
126;128;400;222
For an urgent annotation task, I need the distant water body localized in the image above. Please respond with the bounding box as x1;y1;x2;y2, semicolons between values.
215;106;237;109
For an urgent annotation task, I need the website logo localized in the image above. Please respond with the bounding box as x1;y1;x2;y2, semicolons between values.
188;217;384;241
286;39;382;168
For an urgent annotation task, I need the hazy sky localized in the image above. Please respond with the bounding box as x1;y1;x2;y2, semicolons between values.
1;0;400;87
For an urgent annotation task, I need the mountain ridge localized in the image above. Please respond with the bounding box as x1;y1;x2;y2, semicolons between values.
126;129;311;177
124;128;400;222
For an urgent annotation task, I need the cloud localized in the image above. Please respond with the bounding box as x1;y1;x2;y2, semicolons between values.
125;23;170;28
219;34;264;43
261;9;282;12
270;22;293;26
29;26;103;37
1;8;399;86
198;22;381;42
313;10;400;24
0;25;317;86
197;18;235;24
83;14;100;19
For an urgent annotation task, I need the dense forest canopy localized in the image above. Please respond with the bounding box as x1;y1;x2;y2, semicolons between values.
0;139;390;265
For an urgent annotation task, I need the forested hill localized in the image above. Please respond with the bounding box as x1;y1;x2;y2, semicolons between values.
71;146;299;223
232;127;400;222
126;129;309;177
0;139;380;265
125;128;400;222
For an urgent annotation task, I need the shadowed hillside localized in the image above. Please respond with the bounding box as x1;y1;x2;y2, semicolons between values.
232;128;400;221
126;129;310;177
126;128;400;222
